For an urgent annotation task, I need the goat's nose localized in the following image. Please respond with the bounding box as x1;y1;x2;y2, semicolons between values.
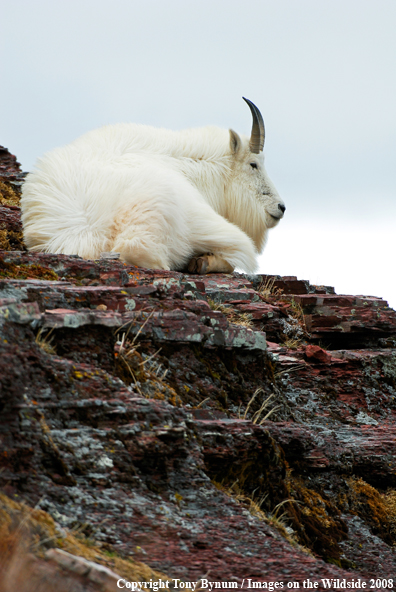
278;203;286;214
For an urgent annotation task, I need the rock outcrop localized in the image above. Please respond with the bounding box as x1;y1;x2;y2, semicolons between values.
0;146;26;250
0;148;396;590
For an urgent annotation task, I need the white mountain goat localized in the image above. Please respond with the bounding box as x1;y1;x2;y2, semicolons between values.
21;98;285;274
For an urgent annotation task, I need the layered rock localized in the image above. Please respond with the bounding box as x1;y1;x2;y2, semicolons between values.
0;146;26;250
1;200;396;587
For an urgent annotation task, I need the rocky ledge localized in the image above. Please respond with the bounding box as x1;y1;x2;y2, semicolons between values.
0;148;396;590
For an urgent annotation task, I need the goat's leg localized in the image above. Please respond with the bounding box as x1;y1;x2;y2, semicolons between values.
185;202;258;274
187;253;234;274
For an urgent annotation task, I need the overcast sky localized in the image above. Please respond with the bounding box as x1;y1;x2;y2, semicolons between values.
1;0;395;307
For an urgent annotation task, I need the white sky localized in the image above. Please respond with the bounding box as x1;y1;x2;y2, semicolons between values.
1;0;395;308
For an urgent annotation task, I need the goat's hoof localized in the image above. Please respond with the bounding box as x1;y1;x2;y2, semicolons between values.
187;255;209;274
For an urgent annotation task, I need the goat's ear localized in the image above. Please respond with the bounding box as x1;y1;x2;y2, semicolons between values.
229;129;242;155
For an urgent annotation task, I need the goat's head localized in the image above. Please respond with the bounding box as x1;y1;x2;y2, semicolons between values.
228;98;285;237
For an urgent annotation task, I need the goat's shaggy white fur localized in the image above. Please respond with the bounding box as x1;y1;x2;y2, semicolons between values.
21;114;285;273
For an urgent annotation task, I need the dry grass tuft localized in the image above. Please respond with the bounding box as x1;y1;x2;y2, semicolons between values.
288;298;307;332
258;276;284;301
35;328;57;355
0;492;169;589
239;388;281;424
278;298;309;348
115;314;182;405
213;481;306;551
280;338;301;350
207;299;253;328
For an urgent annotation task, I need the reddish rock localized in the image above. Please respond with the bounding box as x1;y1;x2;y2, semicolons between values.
0;236;396;583
293;293;396;349
0;206;23;233
259;274;335;296
304;344;332;364
0;145;25;184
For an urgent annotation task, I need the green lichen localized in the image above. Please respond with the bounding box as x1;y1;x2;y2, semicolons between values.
381;354;396;388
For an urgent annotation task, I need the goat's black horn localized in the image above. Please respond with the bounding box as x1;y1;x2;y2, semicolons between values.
242;97;265;154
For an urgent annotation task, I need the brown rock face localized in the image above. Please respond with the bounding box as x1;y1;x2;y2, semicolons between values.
0;146;24;181
0;173;396;586
0;146;26;250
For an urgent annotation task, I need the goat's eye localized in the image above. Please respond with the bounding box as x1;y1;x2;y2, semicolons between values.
250;162;258;169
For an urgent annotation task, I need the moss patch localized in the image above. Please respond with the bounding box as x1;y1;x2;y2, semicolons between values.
0;228;25;251
289;479;348;564
0;180;20;206
213;471;349;566
0;257;58;280
347;477;395;545
382;489;396;540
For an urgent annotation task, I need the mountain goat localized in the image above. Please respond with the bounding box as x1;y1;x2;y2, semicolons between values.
21;98;285;274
